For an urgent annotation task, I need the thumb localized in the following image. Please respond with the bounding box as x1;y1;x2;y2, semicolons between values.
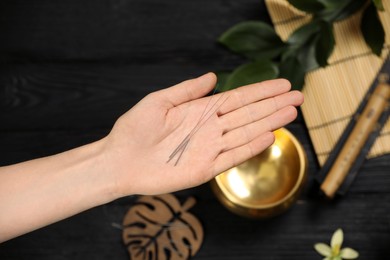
159;72;217;107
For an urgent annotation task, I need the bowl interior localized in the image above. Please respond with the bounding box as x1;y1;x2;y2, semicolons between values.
215;128;305;209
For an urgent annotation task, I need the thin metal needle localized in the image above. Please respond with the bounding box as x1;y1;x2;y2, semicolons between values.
166;133;190;163
167;91;225;163
169;95;230;166
192;95;230;136
174;138;190;166
167;93;226;162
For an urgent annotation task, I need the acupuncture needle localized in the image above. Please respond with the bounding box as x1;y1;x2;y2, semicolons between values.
167;87;221;162
169;94;230;166
173;94;229;166
167;92;225;162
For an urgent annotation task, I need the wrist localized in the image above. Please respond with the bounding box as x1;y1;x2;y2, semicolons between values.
83;137;121;204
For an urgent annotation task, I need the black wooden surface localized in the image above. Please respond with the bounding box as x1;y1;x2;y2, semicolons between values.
0;1;389;259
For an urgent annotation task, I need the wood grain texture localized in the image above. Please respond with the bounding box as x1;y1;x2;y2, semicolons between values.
0;0;389;259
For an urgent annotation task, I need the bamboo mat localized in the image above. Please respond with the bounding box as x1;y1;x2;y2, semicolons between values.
265;0;390;165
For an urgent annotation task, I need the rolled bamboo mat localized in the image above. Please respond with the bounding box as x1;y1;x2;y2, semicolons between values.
265;0;390;165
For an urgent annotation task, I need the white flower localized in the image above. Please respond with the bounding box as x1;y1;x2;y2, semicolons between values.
314;229;359;260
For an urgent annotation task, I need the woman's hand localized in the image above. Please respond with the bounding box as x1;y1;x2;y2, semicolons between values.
103;73;304;196
0;72;303;242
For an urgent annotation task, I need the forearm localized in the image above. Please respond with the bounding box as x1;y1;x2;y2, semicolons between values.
0;138;117;242
0;74;303;243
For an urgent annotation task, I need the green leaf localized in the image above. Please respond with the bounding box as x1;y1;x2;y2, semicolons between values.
317;0;349;9
314;243;332;257
287;0;325;13
218;21;287;60
282;43;319;74
286;21;321;72
286;35;320;73
331;229;344;248
278;56;305;90
286;21;323;70
372;0;384;11
340;248;359;259
315;20;335;66
223;60;278;91
287;20;334;70
287;21;321;46
316;0;366;22
302;41;320;72
361;2;385;56
215;71;231;92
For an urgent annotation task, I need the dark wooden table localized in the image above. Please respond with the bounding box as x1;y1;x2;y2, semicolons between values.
1;1;389;259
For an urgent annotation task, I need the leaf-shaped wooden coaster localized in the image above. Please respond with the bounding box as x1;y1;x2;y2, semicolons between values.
122;194;204;260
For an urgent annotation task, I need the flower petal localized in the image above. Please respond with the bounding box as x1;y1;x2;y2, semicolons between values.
314;243;332;256
340;247;359;259
331;229;344;248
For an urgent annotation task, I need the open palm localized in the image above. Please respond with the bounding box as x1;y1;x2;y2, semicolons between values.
104;73;303;196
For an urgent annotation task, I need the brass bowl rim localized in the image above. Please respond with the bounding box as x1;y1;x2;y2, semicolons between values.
214;127;307;210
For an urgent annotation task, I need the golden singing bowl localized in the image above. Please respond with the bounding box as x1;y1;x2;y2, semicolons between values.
211;127;307;218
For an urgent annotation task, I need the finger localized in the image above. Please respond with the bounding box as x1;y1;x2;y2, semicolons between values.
159;72;217;107
219;90;303;133
213;132;275;175
221;106;298;152
217;78;291;115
